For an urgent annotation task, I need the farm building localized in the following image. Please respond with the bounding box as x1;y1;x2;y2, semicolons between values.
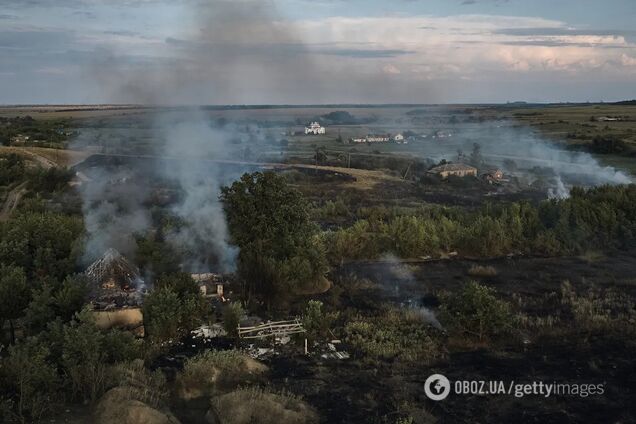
366;134;391;143
481;169;505;183
392;133;405;142
428;163;478;178
192;273;228;299
305;122;326;135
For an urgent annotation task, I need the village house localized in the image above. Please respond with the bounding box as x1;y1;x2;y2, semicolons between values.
191;273;228;299
350;137;367;143
366;134;391;143
481;169;505;184
392;133;405;143
427;163;478;178
305;122;326;135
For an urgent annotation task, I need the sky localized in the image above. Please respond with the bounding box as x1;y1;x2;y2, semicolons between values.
1;0;635;104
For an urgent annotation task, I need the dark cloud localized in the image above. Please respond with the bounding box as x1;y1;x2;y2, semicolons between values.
0;14;20;20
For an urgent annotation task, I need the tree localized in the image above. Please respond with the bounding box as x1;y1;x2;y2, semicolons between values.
469;142;483;168
143;280;204;343
143;287;184;342
314;147;327;165
221;172;328;310
0;265;30;343
0;212;83;280
302;300;338;341
4;337;59;422
440;281;513;341
23;275;89;336
223;302;245;338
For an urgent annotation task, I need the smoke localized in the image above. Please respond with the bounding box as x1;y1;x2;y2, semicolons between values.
76;1;318;271
414;117;633;195
79;166;150;261
380;253;443;330
547;175;569;199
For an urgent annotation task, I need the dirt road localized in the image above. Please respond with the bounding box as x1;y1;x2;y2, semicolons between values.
0;181;28;221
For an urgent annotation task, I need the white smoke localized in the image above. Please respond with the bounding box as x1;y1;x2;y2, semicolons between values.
547;175;570;200
380;253;443;330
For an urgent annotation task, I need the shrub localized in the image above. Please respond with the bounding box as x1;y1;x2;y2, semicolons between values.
301;300;339;342
440;281;513;341
467;265;498;277
560;281;636;333
223;302;245;338
344;308;442;363
176;350;266;400
107;360;168;408
2;338;59;422
210;387;319;424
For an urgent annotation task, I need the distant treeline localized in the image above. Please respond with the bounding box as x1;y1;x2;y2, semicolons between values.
324;185;636;261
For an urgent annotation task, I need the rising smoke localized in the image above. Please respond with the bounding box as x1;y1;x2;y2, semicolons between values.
77;1;318;272
380;253;443;330
418;118;632;197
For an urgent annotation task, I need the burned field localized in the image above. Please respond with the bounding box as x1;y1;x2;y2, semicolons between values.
1;105;636;424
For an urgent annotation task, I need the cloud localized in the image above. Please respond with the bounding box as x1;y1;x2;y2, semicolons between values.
382;64;401;74
1;2;636;103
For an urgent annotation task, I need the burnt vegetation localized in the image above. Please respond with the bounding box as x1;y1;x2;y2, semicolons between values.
1;106;636;423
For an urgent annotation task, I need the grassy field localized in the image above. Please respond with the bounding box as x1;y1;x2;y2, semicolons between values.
501;104;636;146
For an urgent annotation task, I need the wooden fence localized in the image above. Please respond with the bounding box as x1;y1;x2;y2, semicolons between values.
238;319;305;339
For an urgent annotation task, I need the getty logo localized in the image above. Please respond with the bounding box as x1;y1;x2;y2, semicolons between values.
424;374;451;401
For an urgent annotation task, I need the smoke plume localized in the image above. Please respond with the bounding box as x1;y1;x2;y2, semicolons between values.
76;1;317;272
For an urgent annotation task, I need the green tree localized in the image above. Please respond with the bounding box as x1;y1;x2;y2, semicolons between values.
440;281;513;341
23;275;88;336
0;212;83;280
221;172;328;309
0;265;30;343
143;280;204;343
142;287;182;342
302;300;338;341
223;302;245;338
3;337;59;422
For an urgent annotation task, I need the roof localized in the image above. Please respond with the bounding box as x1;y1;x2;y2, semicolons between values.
428;163;477;174
85;248;142;289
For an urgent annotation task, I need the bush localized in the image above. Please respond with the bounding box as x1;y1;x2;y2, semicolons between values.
344;308;442;363
106;360;168;409
176;350;266;400
560;281;636;333
223;302;245;338
143;282;205;343
209;387;319;424
2;338;60;422
467;265;498;277
440;281;513;341
301;300;339;342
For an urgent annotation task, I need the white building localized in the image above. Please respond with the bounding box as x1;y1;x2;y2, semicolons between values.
305;122;326;135
367;134;390;143
392;133;404;142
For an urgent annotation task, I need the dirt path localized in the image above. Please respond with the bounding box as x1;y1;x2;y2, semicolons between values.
0;146;57;169
75;153;406;190
0;181;28;221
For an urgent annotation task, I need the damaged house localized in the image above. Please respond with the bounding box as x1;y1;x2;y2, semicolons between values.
427;163;478;178
84;248;145;331
85;248;144;307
